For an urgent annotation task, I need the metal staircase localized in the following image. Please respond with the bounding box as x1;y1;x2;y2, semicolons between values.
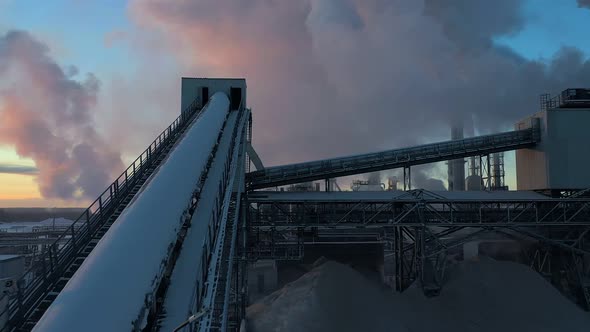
2;99;205;332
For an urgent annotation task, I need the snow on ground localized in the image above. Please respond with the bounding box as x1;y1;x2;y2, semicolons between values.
0;218;74;232
247;258;590;332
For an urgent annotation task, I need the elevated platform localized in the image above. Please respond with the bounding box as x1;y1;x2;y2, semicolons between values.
248;189;590;308
248;127;540;190
248;190;590;227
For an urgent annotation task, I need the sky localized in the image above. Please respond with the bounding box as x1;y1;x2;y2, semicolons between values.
0;0;589;207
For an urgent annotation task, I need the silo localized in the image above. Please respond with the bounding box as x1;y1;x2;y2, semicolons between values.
448;125;465;191
466;156;483;190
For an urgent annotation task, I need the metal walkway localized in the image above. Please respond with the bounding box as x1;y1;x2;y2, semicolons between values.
2;99;205;332
247;127;540;189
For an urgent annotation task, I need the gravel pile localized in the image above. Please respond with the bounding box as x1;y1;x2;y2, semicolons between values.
247;257;590;332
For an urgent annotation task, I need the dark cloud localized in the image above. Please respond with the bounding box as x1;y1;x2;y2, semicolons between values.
0;30;124;200
423;0;525;50
307;0;364;29
130;0;590;186
0;164;38;175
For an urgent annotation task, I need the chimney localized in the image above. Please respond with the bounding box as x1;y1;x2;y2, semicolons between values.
448;124;465;191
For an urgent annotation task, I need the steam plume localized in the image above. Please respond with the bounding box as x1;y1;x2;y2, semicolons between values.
131;0;589;156
130;0;590;186
0;30;123;200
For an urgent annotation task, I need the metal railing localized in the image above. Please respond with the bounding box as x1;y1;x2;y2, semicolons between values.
132;100;237;330
541;88;590;111
1;98;204;330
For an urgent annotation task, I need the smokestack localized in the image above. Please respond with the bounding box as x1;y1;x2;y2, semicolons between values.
490;152;506;189
448;124;465;191
388;177;398;191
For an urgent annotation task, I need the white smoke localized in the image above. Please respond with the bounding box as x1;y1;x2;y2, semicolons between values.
126;0;590;189
0;30;124;200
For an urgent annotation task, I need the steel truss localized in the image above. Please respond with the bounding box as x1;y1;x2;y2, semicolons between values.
246;189;590;310
247;127;539;190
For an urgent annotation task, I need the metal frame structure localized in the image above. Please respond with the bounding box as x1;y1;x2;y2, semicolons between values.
5;83;590;331
1;90;251;332
246;190;590;309
248;127;540;190
541;88;590;111
196;106;249;332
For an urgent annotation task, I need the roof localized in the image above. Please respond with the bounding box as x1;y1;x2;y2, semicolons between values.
181;77;246;82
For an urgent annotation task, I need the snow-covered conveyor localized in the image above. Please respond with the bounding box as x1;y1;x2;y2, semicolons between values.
2;90;250;332
2;95;209;331
28;92;249;332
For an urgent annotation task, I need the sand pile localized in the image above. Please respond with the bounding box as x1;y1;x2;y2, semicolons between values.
247;257;590;332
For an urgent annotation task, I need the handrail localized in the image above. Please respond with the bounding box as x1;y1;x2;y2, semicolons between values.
133;98;238;330
541;88;590;111
194;106;248;331
1;97;204;329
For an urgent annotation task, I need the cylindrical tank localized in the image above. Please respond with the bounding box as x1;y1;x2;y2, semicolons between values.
34;93;231;332
448;125;465;191
466;175;484;191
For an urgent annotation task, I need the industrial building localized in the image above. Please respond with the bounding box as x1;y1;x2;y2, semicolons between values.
0;80;589;331
516;91;590;192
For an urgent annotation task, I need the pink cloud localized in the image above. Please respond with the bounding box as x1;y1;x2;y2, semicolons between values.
0;30;124;200
129;0;590;172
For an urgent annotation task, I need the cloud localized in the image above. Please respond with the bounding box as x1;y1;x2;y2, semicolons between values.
423;0;525;50
0;30;124;200
0;164;38;175
129;0;590;187
103;30;128;48
578;0;590;9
